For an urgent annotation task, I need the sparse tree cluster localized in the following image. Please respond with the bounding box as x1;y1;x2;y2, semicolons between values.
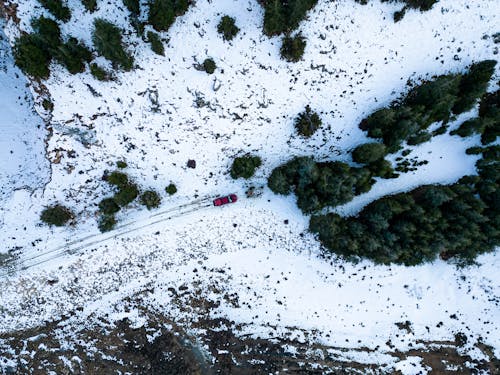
98;169;139;232
14;16;91;78
268;157;375;213
360;60;496;152
268;60;498;265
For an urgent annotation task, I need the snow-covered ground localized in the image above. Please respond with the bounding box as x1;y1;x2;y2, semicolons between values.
0;18;49;230
0;0;499;371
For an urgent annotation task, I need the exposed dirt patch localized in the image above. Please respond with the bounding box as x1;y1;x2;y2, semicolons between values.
1;310;498;374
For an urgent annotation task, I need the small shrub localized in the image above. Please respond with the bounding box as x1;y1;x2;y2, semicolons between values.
203;58;216;74
106;171;129;187
393;9;405;22
114;183;139;206
82;0;97;12
123;0;140;15
90;63;112;81
98;197;120;215
352;143;387;164
217;15;239;41
147;31;164;56
280;34;306;62
13;34;51;78
148;0;189;32
140;190;161;209
42;99;54;111
230;155;262;179
294;105;322;137
40;204;73;226
116;160;127;168
165;183;177;195
405;0;438;11
98;214;116;232
39;0;71;22
54;37;92;74
92;19;134;70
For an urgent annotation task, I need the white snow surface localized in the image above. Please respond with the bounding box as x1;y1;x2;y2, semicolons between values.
0;18;49;228
0;0;499;371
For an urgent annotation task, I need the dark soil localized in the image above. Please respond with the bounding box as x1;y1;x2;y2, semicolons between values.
1;313;498;374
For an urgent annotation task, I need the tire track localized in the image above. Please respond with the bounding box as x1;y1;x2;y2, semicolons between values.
0;195;219;277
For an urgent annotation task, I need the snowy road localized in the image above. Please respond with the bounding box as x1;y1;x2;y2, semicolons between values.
0;195;227;276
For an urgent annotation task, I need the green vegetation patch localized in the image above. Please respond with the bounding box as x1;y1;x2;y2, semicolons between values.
217;15;239;41
148;0;190;32
147;31;165;56
82;0;97;12
39;0;71;22
294;105;322;137
230;155;262;179
140;190;161;209
352;143;387;164
98;214;116;232
98;198;120;215
114;183;139;207
90;63;113;81
268;157;374;213
203;58;216;74
280;34;306;62
40;204;74;226
360;60;496;152
263;0;318;36
165;183;177;195
310;144;499;266
92;19;134;71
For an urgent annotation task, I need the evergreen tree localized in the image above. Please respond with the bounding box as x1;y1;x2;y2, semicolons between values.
280;34;306;62
40;204;74;226
13;34;51;79
92;19;134;70
39;0;71;22
217;16;239;41
352;143;387;164
294;105;322;137
230;155;262;179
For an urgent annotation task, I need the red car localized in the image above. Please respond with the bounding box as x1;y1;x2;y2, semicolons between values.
213;194;238;206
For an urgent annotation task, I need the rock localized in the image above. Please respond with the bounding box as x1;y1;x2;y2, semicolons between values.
187;159;196;169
